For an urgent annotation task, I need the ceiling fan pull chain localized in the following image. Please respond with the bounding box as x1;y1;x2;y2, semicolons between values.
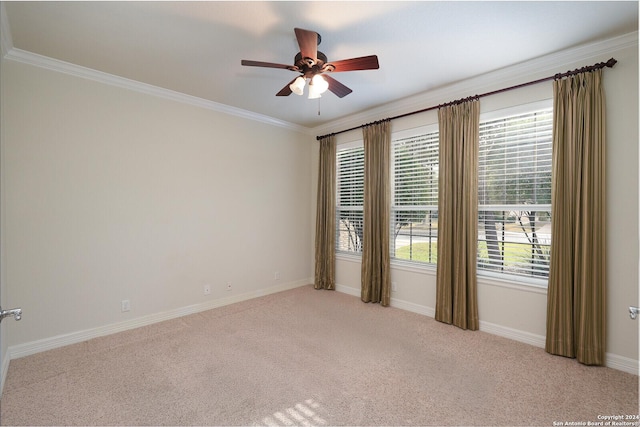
318;98;321;116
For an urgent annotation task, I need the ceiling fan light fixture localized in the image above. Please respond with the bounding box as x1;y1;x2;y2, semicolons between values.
312;74;329;94
289;76;306;96
308;83;322;99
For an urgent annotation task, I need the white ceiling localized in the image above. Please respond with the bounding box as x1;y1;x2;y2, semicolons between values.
2;1;638;130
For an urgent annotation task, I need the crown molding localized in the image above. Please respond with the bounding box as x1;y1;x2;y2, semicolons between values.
2;23;636;139
312;31;639;138
3;47;311;135
0;2;13;58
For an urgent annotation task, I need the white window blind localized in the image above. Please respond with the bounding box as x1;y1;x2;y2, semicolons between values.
336;145;364;253
478;107;553;280
334;102;553;285
391;130;439;264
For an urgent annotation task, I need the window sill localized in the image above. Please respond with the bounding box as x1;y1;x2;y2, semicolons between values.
390;259;437;275
337;253;547;294
336;252;362;263
477;272;548;295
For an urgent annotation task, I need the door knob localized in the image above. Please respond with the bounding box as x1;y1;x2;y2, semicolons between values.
0;307;22;322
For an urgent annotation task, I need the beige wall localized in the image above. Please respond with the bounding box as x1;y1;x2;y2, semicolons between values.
2;33;637;377
329;41;639;370
2;60;315;348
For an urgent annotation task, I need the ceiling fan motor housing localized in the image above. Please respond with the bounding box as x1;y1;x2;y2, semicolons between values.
294;52;335;76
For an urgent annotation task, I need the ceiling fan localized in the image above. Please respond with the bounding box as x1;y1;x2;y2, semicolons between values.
241;28;379;99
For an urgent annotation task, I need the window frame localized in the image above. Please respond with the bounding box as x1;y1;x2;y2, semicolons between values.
390;124;440;267
477;99;552;287
334;99;553;288
335;140;365;258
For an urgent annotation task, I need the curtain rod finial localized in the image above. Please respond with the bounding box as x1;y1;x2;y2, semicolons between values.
606;58;617;68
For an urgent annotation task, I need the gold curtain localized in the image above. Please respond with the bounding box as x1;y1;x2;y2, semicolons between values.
435;100;480;331
361;121;391;305
314;135;336;290
546;70;606;365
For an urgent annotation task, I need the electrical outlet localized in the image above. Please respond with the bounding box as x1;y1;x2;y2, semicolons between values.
392;282;398;292
203;284;211;295
226;282;232;291
121;299;130;312
274;271;280;280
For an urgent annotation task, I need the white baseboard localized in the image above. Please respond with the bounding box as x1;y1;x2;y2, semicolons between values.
6;279;637;381
335;284;638;376
335;284;359;297
8;279;311;361
479;320;546;348
391;298;435;318
336;284;435;317
605;353;640;376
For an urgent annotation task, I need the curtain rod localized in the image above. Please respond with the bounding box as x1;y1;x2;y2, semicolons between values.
316;57;617;141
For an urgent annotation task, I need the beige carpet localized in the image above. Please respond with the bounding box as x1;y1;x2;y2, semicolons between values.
1;285;637;426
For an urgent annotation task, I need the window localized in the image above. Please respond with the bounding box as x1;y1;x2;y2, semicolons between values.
336;144;364;253
478;104;552;281
391;128;439;264
335;101;553;284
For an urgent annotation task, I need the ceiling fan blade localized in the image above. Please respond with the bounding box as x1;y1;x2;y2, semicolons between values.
276;78;298;96
241;60;294;70
324;75;352;98
327;55;379;72
294;28;318;62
